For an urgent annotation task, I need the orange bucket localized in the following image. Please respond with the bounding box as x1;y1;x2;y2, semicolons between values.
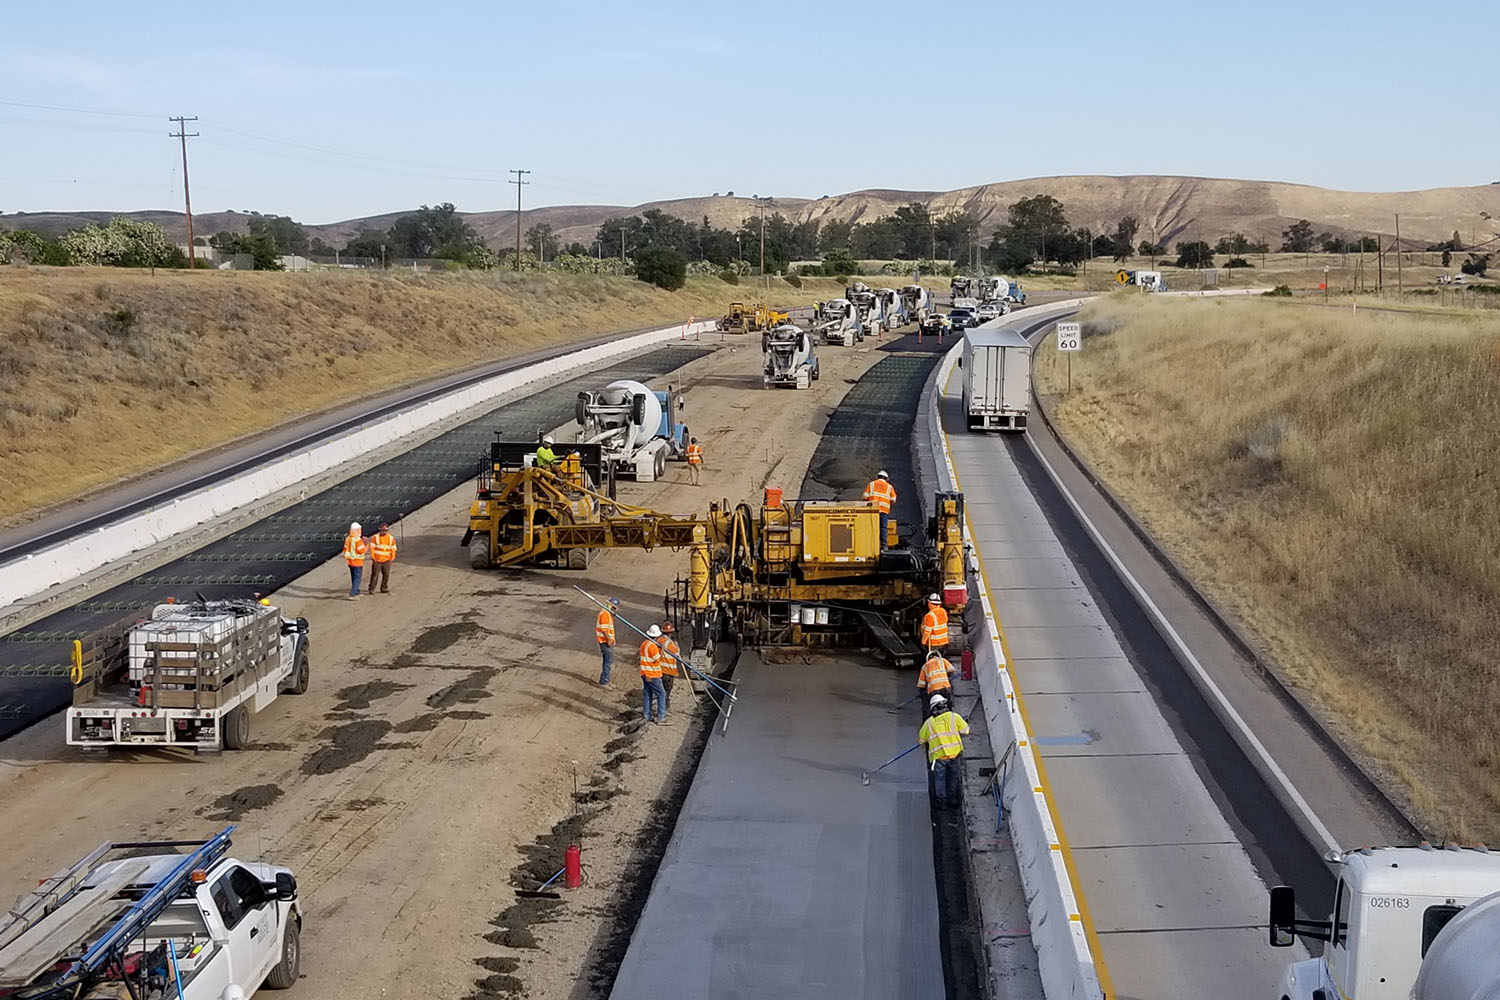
763;486;783;508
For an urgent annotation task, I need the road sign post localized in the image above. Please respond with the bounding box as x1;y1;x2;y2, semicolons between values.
1056;321;1082;393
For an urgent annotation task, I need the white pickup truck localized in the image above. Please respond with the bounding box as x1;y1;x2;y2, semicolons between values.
67;599;310;752
0;826;303;999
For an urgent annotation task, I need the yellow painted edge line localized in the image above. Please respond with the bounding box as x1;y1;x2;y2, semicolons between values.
941;365;1116;998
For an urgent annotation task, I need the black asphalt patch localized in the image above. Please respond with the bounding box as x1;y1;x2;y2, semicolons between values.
203;783;283;821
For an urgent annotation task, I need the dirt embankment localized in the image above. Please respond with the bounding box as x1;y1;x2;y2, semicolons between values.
1034;293;1500;839
0;268;846;527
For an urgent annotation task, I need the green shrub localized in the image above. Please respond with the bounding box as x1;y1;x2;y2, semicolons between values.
633;246;687;291
1468;283;1500;295
1225;257;1253;268
783;273;802;289
719;269;739;285
833;274;849;285
1264;284;1293;297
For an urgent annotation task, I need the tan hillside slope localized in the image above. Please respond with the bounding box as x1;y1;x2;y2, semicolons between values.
1034;293;1500;839
0;268;813;527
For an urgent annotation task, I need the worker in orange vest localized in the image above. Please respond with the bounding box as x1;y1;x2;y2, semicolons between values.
596;597;619;686
640;625;668;725
367;522;397;595
916;649;953;700
685;438;705;486
863;470;897;547
660;621;681;710
920;594;950;655
342;522;368;600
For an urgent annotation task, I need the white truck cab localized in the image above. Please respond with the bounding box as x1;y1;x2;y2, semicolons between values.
1270;846;1500;1000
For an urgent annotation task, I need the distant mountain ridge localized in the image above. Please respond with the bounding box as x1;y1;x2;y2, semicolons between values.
6;175;1499;250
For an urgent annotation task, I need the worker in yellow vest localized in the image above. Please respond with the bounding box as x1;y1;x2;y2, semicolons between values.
920;594;950;655
918;693;970;808
640;625;668;725
685;438;705;486
596;597;619;686
660;621;681;710
863;470;897;546
367;523;397;595
916;650;953;700
342;522;368;600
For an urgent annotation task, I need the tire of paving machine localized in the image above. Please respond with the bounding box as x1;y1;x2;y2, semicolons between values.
469;538;492;570
223;703;251;751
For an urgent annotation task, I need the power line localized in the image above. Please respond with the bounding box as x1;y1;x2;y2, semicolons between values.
169;117;199;267
0;97;163;119
509;169;530;270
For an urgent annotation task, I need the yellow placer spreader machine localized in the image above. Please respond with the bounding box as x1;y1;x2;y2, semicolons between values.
460;442;967;664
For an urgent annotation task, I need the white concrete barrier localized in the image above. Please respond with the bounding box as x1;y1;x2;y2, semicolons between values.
1;319;718;611
916;303;1105;1000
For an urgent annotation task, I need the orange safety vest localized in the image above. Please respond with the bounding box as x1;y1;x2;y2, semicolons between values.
686;443;704;465
917;655;953;693
596;610;616;645
343;534;368;567
369;532;397;563
662;637;680;677
639;639;663;679
921;606;949;648
863;478;897;514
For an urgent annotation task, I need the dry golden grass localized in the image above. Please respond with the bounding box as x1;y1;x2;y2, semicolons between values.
1034;293;1500;839
0;267;834;526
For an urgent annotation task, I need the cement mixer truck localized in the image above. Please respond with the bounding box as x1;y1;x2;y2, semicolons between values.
899;284;932;325
1268;845;1500;1000
813;298;861;346
762;324;819;389
575;379;690;482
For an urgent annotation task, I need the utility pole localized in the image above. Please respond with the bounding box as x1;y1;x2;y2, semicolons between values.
930;220;936;264
169;116;199;268
1395;214;1403;296
753;195;772;292
509;169;530;271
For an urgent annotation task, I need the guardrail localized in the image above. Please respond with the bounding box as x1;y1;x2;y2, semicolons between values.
1;319;718;612
914;300;1104;1000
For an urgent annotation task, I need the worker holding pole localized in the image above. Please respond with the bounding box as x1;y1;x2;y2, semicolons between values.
342;522;368;600
685;437;704;486
660;621;680;711
639;625;669;726
920;594;949;657
367;522;397;595
535;435;559;469
863;470;897;547
596;597;619;686
918;693;969;809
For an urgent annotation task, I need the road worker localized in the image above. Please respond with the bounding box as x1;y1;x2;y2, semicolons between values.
367;522;397;594
920;594;950;656
685;437;704;486
535;435;559;468
863;470;897;546
918;693;970;809
916;649;953;700
342;522;368;600
660;621;681;710
640;625;668;725
596;597;619;686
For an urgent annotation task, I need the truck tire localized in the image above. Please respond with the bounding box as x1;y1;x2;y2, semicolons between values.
654;449;667;481
265;918;301;989
223;704;251;751
469;540;492;570
566;548;589;570
287;644;310;696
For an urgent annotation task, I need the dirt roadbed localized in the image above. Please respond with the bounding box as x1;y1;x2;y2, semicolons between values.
0;335;890;999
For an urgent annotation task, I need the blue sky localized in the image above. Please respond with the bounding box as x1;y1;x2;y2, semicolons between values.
1;1;1495;223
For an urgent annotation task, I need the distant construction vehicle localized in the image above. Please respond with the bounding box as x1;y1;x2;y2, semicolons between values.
762;324;819;389
874;287;906;330
899;284;932;325
717;301;788;334
950;275;973;301
846;282;881;337
813;297;861;345
575;379;690;482
461;446;969;664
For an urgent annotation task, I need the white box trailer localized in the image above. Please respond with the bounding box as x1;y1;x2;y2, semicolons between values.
67;599;310;752
960;327;1031;431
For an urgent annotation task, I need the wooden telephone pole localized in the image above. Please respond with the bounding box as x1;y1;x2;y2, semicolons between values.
169;117;199;267
509;169;531;270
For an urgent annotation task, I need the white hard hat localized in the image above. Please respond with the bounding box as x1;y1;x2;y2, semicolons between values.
542;435;555;445
350;522;361;532
928;593;941;604
877;470;889;479
926;648;941;659
928;693;947;710
646;625;662;638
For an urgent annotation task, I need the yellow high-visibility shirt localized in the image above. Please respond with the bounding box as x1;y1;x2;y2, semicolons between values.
918;711;969;763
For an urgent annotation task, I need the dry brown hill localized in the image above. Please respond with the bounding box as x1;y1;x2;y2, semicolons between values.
8;176;1500;250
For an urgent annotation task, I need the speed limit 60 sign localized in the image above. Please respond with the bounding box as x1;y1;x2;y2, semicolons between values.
1056;322;1082;352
